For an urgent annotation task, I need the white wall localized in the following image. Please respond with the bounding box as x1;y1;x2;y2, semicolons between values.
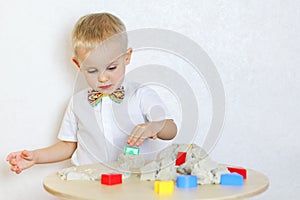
1;0;299;199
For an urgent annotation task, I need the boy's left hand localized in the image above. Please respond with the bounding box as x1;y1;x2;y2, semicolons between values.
127;121;165;147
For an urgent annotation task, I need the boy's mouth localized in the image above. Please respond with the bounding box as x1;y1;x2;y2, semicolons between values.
98;84;113;90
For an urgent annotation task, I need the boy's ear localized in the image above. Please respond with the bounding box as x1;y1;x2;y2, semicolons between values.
72;57;81;69
125;48;133;65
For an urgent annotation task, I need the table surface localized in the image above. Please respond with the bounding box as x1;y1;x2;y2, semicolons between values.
43;163;269;200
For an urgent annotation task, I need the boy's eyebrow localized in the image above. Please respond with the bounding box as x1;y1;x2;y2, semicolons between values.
106;57;121;67
82;53;124;69
82;61;118;70
111;60;119;64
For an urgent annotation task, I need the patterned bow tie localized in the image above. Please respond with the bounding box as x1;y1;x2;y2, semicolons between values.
88;86;125;107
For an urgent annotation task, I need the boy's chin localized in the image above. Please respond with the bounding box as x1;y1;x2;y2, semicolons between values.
97;88;116;95
93;84;122;94
97;90;113;95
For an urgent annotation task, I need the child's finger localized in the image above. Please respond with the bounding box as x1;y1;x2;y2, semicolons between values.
9;158;17;166
21;150;31;160
135;136;146;146
128;125;144;146
135;130;152;146
21;150;28;157
15;168;22;174
6;153;16;162
150;135;158;140
11;165;19;173
128;134;141;146
127;126;139;143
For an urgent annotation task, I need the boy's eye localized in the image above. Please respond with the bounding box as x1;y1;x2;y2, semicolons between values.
107;65;117;71
87;68;98;73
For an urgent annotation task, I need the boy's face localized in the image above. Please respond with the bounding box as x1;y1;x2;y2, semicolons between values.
73;46;132;95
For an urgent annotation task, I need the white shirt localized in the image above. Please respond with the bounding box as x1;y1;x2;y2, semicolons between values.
58;81;173;165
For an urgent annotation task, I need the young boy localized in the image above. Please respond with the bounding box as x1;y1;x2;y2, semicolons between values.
6;13;177;174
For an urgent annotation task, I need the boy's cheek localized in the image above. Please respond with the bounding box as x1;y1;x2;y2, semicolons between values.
85;78;98;90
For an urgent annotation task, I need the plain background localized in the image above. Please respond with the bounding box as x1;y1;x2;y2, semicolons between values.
1;0;299;199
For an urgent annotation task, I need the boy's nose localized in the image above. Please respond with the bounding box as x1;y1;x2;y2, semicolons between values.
98;73;108;83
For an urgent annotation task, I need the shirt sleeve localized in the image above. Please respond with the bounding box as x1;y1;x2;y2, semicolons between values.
138;86;173;122
57;98;78;142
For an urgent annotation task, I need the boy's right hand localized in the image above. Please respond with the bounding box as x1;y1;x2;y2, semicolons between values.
6;150;36;174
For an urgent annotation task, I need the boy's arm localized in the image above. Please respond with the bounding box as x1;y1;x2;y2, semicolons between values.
33;141;77;164
6;141;77;174
127;119;177;147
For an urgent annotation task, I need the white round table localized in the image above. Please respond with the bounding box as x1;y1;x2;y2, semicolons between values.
43;163;269;200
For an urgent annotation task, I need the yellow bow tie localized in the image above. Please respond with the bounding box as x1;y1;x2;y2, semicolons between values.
88;86;125;107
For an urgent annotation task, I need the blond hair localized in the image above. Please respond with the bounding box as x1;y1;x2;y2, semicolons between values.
72;13;127;55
